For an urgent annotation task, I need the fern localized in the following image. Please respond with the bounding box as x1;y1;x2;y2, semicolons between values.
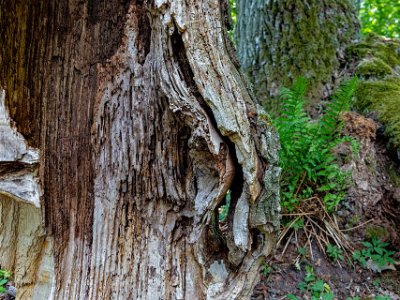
319;77;359;138
274;77;359;212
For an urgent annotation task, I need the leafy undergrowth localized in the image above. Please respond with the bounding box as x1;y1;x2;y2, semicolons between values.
252;173;400;298
252;218;399;300
274;77;359;259
359;0;400;39
275;77;358;213
0;269;10;293
252;79;400;299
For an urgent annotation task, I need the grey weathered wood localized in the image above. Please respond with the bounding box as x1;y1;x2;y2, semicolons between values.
0;90;55;299
0;1;280;299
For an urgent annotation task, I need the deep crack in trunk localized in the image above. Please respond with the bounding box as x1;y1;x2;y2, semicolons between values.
0;0;280;298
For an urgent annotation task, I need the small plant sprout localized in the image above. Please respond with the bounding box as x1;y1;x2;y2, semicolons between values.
372;278;381;288
297;246;307;257
326;243;344;262
0;269;11;293
293;265;335;299
352;238;397;272
290;218;305;230
261;261;272;277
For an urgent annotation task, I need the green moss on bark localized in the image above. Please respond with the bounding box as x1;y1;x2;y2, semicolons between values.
236;0;359;113
356;57;393;77
352;34;400;149
348;33;400;68
355;78;400;148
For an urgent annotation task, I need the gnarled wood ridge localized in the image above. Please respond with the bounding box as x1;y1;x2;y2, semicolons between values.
0;90;55;299
0;1;280;299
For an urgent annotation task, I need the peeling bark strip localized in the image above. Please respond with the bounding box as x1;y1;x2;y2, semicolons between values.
0;90;55;299
0;91;40;207
1;0;280;299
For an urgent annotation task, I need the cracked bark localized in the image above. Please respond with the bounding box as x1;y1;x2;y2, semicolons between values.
0;1;280;299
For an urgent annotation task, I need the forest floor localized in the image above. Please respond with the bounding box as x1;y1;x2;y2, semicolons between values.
252;112;400;300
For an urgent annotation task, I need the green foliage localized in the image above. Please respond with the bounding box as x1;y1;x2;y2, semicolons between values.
289;218;304;230
218;190;231;222
352;238;396;271
0;269;11;293
359;0;400;38
303;265;316;285
326;243;344;262
229;0;236;24
375;295;391;300
372;278;381;288
290;265;335;300
228;0;237;42
274;77;358;213
261;262;272;276
297;246;307;257
352;249;368;268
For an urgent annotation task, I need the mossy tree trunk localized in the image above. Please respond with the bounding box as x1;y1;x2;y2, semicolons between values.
236;0;360;112
0;0;280;299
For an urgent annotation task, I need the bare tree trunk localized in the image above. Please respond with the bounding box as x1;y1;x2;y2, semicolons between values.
0;1;280;299
236;0;359;112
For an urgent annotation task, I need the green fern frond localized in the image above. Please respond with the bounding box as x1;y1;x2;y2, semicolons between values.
274;77;358;213
320;77;359;137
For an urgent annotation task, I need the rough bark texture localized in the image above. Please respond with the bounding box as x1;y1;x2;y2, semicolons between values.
0;0;280;299
236;0;360;112
0;90;55;299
